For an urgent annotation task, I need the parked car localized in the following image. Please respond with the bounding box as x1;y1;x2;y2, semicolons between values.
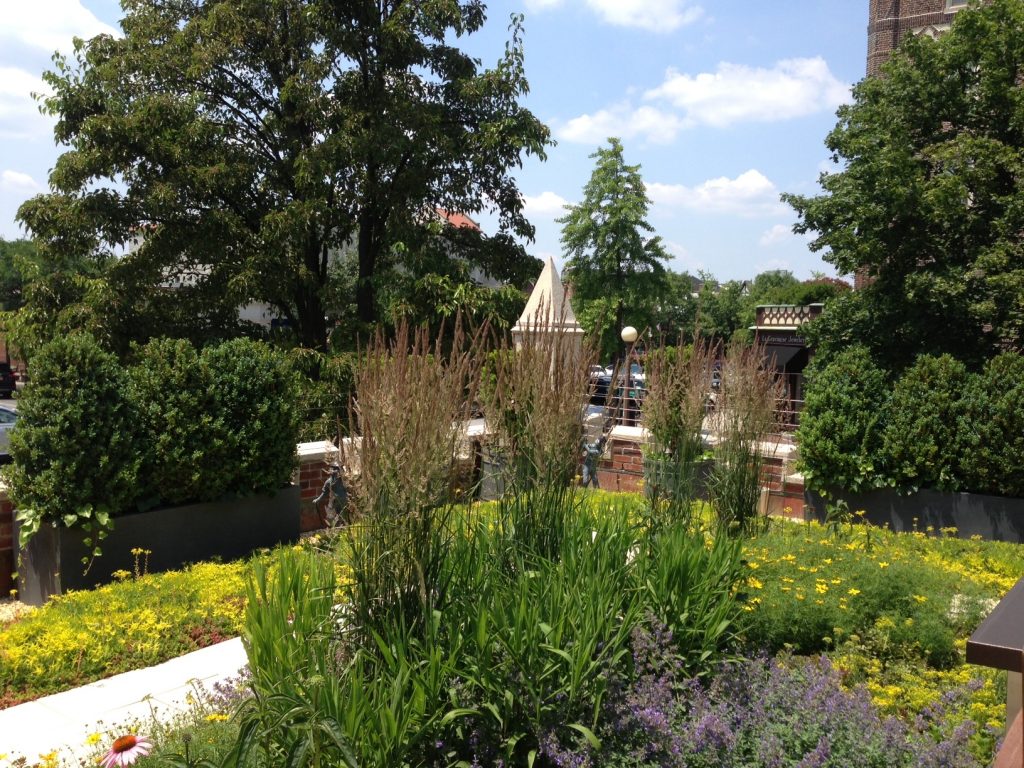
0;363;15;398
0;405;16;460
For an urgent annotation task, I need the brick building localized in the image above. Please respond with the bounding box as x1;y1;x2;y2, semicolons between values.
867;0;969;76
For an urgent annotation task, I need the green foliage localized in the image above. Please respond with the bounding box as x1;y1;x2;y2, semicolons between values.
9;335;301;555
128;338;218;506
879;355;971;492
638;524;744;676
798;345;891;494
0;560;247;706
290;348;357;443
7;333;139;552
957;352;1024;497
560;138;670;360
19;0;550;349
201;339;302;498
785;0;1024;369
741;518;1018;673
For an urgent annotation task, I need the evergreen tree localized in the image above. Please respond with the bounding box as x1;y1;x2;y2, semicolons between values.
559;138;669;360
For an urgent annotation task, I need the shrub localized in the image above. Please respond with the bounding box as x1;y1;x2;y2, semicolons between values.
7;333;140;552
880;354;972;491
201;338;302;497
957;352;1024;497
798;345;890;494
128;338;218;506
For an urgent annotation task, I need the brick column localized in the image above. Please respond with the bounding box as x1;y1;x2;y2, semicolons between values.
295;440;337;533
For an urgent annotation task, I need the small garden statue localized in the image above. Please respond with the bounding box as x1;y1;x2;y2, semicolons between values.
313;462;348;526
581;435;607;488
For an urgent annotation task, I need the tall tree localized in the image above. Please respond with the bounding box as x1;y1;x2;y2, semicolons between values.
785;0;1024;370
18;0;550;351
559;138;670;359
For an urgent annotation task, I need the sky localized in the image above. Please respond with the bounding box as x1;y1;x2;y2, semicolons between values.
0;0;869;282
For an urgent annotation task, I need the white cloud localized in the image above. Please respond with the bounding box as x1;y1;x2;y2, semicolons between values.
759;224;792;247
523;0;703;32
644;57;851;127
663;239;705;274
523;191;571;216
0;0;117;55
0;170;41;193
558;103;685;145
585;0;703;33
648;169;784;217
0;67;54;139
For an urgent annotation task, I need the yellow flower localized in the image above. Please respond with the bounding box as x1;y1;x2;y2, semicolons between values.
815;583;829;594
206;712;230;722
795;593;806;601
747;561;760;570
878;561;890;569
781;577;794;584
848;588;861;596
912;594;928;603
747;577;764;590
86;732;102;745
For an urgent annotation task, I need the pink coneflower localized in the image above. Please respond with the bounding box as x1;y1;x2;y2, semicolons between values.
99;734;152;767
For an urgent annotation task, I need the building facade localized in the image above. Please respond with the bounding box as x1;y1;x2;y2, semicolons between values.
867;0;969;75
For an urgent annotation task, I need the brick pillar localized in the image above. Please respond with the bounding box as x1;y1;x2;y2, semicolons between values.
295;440;337;533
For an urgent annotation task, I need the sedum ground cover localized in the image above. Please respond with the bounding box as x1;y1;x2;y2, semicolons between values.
0;560;248;707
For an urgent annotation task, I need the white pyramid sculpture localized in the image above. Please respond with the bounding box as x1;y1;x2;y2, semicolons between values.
511;256;585;346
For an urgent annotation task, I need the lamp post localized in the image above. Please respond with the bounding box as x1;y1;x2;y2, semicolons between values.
619;325;640;425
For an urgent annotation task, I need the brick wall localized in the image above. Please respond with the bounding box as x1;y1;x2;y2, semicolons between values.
0;442;339;596
867;0;968;76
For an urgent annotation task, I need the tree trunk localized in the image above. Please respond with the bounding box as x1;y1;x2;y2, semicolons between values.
357;207;379;326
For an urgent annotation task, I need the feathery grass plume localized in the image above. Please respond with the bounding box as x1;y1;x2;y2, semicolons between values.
346;319;484;640
707;340;783;535
640;334;717;528
482;302;597;560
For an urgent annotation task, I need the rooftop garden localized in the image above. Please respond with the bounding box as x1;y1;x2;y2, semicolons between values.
2;326;1017;768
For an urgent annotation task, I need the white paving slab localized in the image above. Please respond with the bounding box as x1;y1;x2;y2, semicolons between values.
0;637;248;766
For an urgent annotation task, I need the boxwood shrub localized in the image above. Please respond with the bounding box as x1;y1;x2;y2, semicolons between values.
9;334;302;548
7;333;139;549
800;346;1024;498
879;354;971;492
128;337;218;507
797;345;890;494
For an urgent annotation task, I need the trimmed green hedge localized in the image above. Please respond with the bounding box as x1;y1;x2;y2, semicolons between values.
9;334;302;547
799;349;1024;497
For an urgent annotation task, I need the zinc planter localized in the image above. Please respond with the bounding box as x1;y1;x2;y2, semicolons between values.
804;486;1024;544
15;485;300;606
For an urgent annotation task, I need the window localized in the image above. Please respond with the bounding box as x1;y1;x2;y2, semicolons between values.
946;0;967;8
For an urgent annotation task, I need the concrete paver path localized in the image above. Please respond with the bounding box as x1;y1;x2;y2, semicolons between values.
0;637;247;766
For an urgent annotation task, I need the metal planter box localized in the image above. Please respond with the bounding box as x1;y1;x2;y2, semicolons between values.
15;485;300;605
804;486;1024;544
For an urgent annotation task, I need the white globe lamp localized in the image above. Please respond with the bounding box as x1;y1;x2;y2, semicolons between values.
620;325;639;344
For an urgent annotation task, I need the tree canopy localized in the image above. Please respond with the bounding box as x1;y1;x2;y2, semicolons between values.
18;0;550;352
785;0;1024;370
559;138;670;359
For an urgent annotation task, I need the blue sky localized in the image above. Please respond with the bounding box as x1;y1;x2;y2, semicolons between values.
0;0;868;282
